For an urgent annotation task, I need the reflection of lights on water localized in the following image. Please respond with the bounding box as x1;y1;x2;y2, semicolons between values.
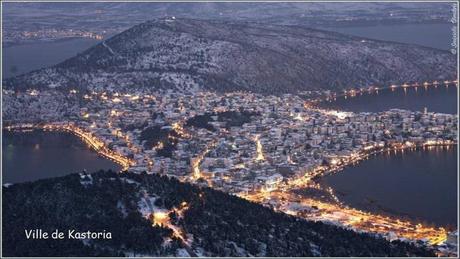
320;79;456;106
241;140;455;247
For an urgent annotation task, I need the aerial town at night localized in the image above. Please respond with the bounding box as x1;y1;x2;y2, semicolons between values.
2;2;458;257
3;80;458;255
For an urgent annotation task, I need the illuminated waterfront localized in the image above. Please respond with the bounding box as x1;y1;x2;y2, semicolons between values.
4;123;135;171
285;81;458;252
2;80;457;254
240;141;455;247
2;2;458;256
314;80;458;229
319;82;458;114
323;146;457;227
2;129;121;183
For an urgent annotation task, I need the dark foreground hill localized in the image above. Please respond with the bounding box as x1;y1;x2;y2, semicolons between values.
3;170;435;257
4;18;456;94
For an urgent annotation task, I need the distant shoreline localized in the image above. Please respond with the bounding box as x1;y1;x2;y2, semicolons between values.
3;20;451;49
2;37;101;49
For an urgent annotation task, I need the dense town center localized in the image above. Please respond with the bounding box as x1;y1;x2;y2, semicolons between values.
3;80;458;254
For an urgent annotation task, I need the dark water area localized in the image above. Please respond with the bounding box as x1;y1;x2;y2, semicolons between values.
323;146;458;227
319;80;458;227
320;85;458;114
2;38;100;79
2;130;121;184
320;23;454;51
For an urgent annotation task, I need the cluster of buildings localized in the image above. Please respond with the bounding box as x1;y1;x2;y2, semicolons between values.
3;28;104;45
4;88;457;195
3;87;458;251
170;95;457;195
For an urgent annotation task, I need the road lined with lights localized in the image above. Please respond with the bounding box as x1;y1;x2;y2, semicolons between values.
239;139;456;247
309;80;458;104
150;201;196;256
5;123;135;171
4;78;457;255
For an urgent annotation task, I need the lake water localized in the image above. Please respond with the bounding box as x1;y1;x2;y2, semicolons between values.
320;23;454;50
2;38;100;79
2;130;121;184
320;85;458;114
317;23;457;227
323;146;457;227
319;81;457;228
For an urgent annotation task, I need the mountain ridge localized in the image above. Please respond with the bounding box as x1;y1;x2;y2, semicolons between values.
3;170;436;257
4;18;456;94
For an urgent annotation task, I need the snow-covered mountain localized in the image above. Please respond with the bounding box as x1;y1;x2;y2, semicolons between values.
4;18;456;94
3;171;437;257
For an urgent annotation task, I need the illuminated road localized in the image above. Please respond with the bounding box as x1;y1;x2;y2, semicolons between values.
308;80;458;105
239;141;456;246
254;134;265;161
4;78;457;253
6;123;135;171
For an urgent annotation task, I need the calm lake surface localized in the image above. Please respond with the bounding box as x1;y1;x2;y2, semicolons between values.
321;23;453;50
318;23;457;227
2;130;121;184
319;81;457;227
2;38;100;79
320;85;458;114
323;146;457;227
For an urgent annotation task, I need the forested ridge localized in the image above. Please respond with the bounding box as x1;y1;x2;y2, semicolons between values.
2;170;435;257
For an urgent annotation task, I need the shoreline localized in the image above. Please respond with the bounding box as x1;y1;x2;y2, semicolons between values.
283;140;457;191
2;36;101;49
241;140;457;249
306;79;458;106
319;142;456;179
4;122;457;253
3;123;135;171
